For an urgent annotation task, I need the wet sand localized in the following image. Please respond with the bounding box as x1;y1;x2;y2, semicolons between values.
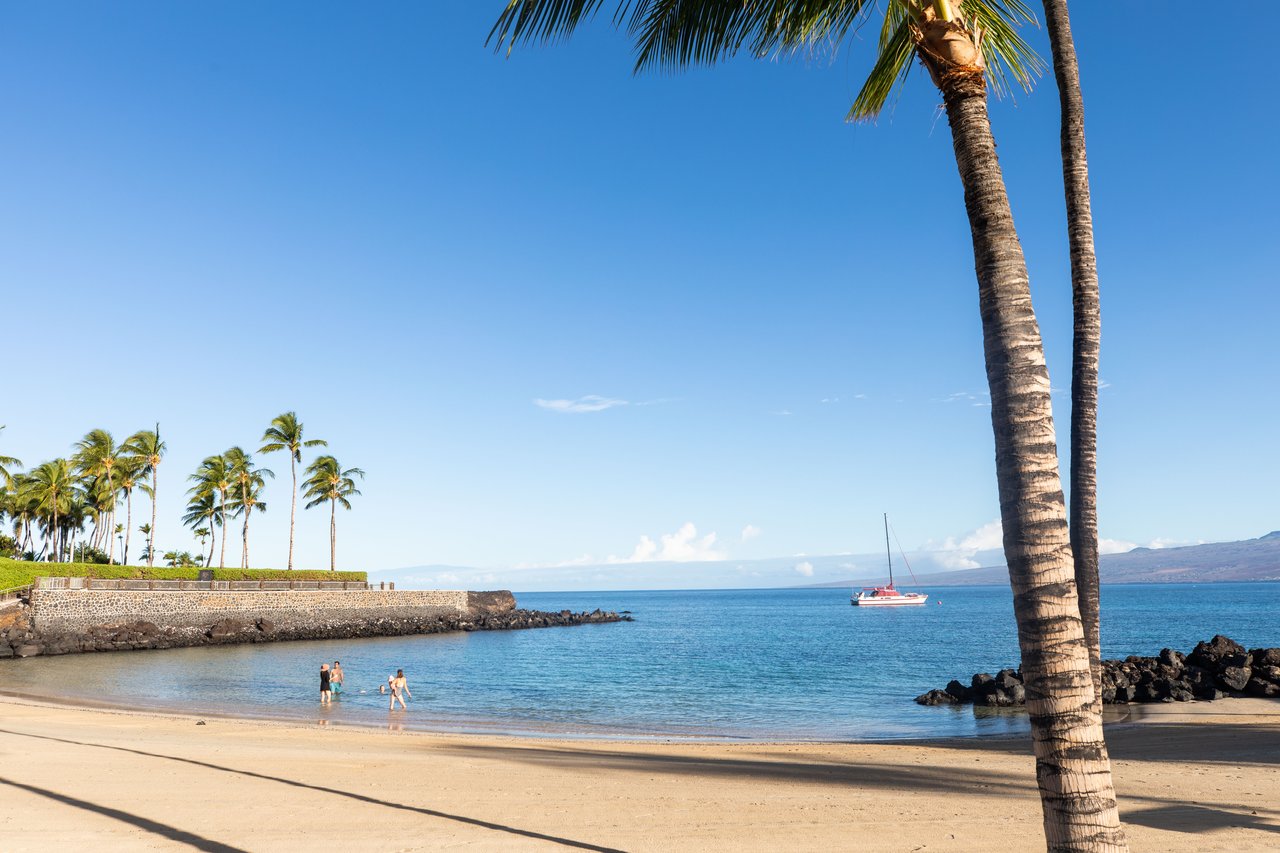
0;695;1276;851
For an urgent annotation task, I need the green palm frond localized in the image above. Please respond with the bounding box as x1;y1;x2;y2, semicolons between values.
490;0;1043;121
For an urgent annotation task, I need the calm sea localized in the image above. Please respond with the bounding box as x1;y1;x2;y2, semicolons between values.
3;584;1277;740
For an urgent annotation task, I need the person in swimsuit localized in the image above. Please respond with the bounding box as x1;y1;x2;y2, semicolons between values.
388;668;410;711
331;661;344;697
320;663;332;705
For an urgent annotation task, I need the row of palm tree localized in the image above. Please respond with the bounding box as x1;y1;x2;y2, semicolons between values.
0;426;165;566
0;414;364;572
183;412;363;571
488;1;1118;847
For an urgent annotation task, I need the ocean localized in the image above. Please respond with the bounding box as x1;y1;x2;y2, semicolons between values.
3;584;1277;740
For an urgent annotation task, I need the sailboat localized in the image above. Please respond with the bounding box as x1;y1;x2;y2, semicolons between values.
851;514;929;606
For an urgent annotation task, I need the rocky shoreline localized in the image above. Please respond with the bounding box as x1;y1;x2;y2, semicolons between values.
0;603;632;659
916;635;1280;707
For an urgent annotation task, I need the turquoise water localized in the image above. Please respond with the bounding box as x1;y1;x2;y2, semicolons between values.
3;584;1278;740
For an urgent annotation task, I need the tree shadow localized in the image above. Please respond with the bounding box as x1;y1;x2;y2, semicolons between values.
0;728;621;852
1123;803;1279;835
0;776;248;852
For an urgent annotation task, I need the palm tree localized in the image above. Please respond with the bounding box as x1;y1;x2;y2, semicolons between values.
188;454;233;569
1040;0;1103;704
302;455;363;571
488;3;1124;847
224;447;273;569
73;429;122;563
260;412;327;571
194;526;211;561
25;459;77;562
182;491;219;568
123;426;166;567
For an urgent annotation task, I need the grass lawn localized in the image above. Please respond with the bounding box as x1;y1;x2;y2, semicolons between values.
0;557;366;591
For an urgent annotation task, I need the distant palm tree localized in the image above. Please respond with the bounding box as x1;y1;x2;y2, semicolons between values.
194;526;211;561
302;455;363;571
188;454;233;568
224;447;273;569
123;426;166;567
73;429;122;563
138;522;153;565
260;412;327;571
26;459;78;561
182;492;219;568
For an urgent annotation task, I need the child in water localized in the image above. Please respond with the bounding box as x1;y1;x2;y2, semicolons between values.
330;661;344;697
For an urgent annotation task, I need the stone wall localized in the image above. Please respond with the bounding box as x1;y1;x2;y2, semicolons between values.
28;588;471;634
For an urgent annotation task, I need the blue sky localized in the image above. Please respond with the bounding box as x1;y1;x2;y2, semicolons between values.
1;3;1276;589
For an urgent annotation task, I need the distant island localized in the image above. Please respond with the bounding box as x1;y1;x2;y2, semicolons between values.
803;531;1280;588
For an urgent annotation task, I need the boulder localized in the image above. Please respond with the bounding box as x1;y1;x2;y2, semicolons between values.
1188;635;1246;669
915;689;958;706
14;643;42;657
1158;648;1185;668
944;679;972;702
1169;687;1194;702
1245;678;1280;698
1251;648;1280;668
1217;666;1251;692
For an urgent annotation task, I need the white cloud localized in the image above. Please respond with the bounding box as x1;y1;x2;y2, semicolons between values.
608;522;726;563
794;561;814;577
853;393;867;399
740;524;762;542
771;409;793;416
927;520;1005;570
820;397;838;404
1098;538;1137;555
534;395;628;414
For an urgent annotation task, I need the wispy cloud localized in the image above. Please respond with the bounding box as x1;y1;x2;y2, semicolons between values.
820;397;838;404
771;409;793;416
534;395;628;414
740;524;762;542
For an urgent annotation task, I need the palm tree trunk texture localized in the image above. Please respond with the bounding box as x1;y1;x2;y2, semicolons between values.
149;469;158;567
1043;0;1103;704
941;72;1125;850
244;509;251;568
329;499;336;571
288;456;297;571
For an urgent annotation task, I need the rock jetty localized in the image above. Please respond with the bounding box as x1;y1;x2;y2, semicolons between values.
0;603;630;659
915;635;1280;707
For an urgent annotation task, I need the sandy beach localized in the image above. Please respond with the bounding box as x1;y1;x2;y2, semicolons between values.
0;696;1275;851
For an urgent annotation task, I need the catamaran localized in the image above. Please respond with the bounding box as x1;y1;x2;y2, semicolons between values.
852;514;929;606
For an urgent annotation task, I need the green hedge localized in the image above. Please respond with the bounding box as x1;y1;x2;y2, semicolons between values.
0;557;366;591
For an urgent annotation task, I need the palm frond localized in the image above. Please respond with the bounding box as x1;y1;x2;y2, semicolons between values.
489;0;616;53
962;0;1044;99
848;6;914;121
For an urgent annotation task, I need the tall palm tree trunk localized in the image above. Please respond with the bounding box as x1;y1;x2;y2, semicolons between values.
240;482;249;569
149;469;158;567
219;493;228;569
1043;0;1103;703
329;498;336;571
288;457;297;571
105;470;115;564
940;69;1125;850
124;492;133;565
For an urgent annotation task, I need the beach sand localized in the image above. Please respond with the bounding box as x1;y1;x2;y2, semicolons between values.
0;696;1276;851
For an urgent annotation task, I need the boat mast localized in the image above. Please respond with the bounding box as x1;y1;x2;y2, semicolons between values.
884;513;893;587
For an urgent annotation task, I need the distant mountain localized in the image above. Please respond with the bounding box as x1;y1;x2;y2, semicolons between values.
803;532;1280;588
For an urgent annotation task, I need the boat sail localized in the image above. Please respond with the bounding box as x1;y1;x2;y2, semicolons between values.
851;514;928;606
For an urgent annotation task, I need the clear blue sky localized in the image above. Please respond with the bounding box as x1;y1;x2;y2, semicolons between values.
2;3;1276;587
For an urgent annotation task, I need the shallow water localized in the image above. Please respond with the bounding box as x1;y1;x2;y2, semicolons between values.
3;584;1277;740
